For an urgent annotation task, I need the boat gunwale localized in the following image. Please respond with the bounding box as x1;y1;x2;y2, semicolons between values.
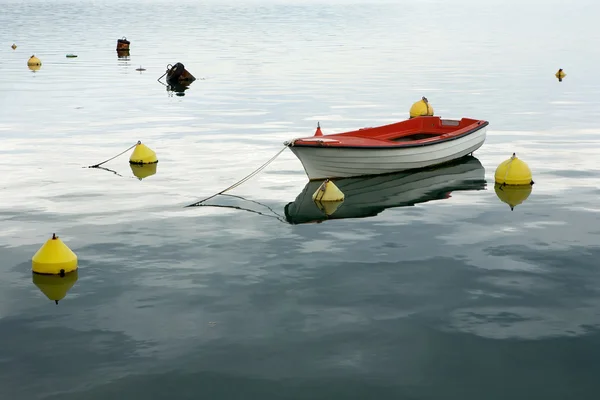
287;120;489;150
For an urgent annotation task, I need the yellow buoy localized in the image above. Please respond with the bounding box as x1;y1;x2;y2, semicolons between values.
129;141;158;165
494;153;533;186
555;68;566;80
32;233;78;275
11;43;17;50
409;96;434;118
28;64;41;72
494;183;532;211
312;179;345;202
130;162;157;180
32;270;79;305
27;55;42;67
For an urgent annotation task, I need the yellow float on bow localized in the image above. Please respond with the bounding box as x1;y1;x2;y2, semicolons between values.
409;97;434;118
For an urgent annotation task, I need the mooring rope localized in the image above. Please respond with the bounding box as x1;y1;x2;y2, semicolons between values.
157;64;172;84
220;193;286;220
185;145;288;207
196;203;287;223
91;165;125;177
87;142;138;168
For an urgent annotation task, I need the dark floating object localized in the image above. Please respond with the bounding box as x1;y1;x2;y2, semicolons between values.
166;62;196;85
66;54;78;58
116;36;130;51
136;66;146;72
157;62;197;97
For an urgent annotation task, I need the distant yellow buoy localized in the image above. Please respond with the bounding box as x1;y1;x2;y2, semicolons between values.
11;43;17;50
32;270;79;305
27;55;42;67
409;96;434;118
555;68;566;81
130;162;157;180
32;233;78;276
129;141;158;165
494;183;532;211
494;153;533;186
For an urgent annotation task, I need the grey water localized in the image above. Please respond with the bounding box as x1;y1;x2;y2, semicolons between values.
2;0;600;398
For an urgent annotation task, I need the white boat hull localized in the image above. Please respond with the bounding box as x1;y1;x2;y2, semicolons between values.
288;126;487;180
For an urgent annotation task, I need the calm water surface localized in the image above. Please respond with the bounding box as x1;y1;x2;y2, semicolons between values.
2;0;600;398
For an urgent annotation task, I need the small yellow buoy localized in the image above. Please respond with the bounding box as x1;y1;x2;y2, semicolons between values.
32;270;79;305
27;55;42;67
494;153;534;186
32;233;78;275
494;183;532;211
11;43;17;50
130;162;157;180
409;96;434;118
555;68;566;81
129;141;158;165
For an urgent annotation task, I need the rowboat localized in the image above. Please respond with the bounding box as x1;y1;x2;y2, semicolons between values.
285;115;488;180
284;156;486;224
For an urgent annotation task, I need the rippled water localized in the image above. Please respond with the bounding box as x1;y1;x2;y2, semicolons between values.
2;0;600;398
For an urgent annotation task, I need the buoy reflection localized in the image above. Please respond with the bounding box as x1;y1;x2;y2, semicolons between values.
32;270;79;305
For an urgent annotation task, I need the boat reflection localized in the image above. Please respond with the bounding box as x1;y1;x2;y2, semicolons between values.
284;156;486;224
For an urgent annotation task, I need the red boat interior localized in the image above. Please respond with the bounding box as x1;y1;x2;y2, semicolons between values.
292;116;488;148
